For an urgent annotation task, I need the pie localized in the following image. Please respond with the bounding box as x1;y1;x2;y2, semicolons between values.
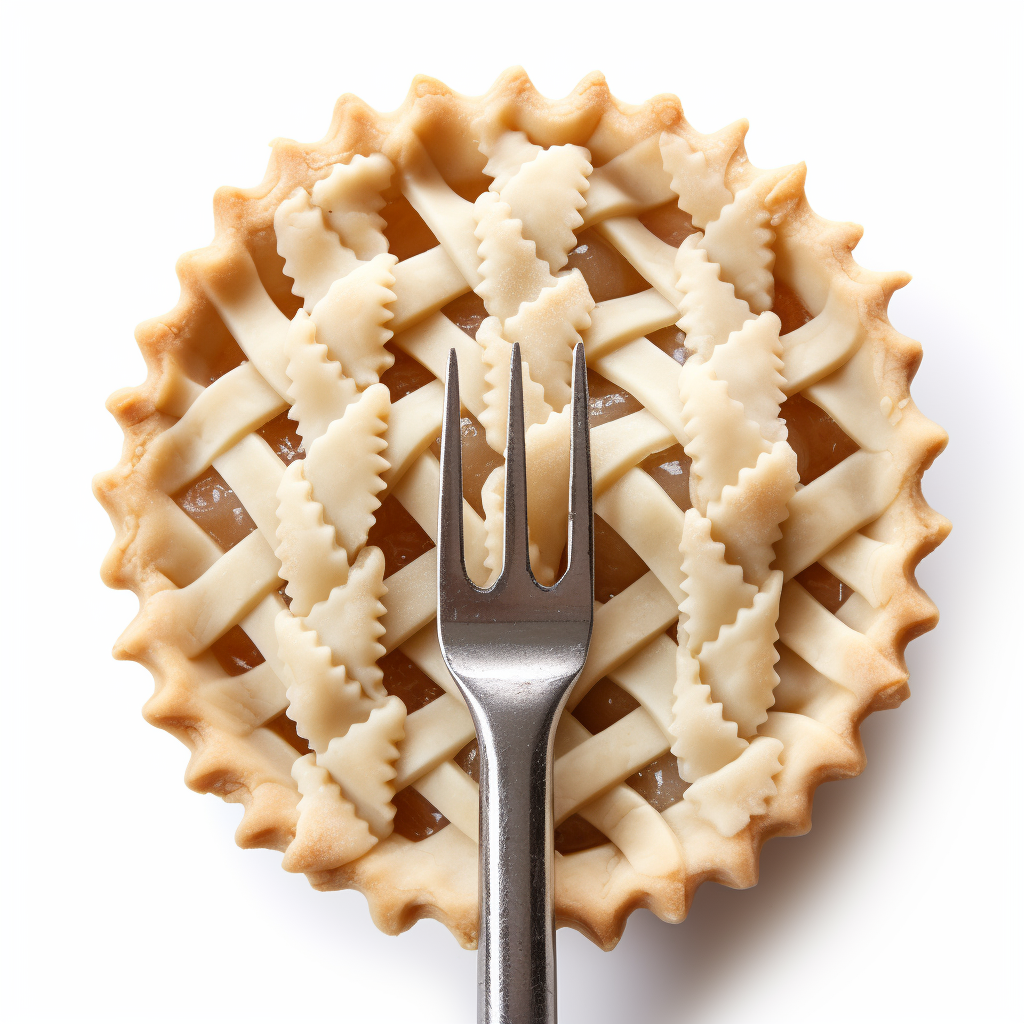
95;69;949;949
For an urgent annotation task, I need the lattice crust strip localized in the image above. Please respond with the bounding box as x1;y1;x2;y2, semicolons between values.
97;70;949;951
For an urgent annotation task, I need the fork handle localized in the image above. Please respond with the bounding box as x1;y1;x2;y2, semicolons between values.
474;697;564;1024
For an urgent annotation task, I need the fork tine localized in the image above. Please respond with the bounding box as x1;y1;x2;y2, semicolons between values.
500;342;531;580
438;347;470;589
563;342;594;596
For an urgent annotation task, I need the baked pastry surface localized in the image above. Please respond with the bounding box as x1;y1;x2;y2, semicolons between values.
96;69;948;949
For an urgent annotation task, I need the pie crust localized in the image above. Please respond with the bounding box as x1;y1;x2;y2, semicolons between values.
95;69;949;950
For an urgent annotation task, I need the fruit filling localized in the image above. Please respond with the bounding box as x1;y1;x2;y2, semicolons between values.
178;191;857;852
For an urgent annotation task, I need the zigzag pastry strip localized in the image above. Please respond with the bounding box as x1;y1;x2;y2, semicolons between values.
275;611;377;753
670;644;748;782
667;173;797;813
680;364;771;513
273;326;400;850
302;383;390;557
304;546;388;701
476;316;553;454
274;188;360;309
496;144;592;272
678;508;757;653
309;253;397;388
479;129;543;192
275;152;393;311
321;696;407;839
282;754;377;873
284;312;358;448
503;271;594;413
696;573;783;738
704;313;788;443
659;131;734;229
673;234;754;362
707;444;798;588
682;736;785;837
310;152;393;261
473;192;551;321
701;179;777;314
275;461;350;618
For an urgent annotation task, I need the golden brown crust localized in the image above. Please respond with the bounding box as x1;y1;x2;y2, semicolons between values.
95;68;948;951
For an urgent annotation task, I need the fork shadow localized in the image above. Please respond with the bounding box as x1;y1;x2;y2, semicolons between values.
557;700;910;1023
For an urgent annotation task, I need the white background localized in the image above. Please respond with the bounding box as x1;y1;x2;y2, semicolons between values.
2;2;1020;1021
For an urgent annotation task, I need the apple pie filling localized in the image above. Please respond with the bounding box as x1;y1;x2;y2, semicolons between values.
174;190;857;854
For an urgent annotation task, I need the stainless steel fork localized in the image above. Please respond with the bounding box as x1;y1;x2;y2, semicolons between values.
437;341;595;1024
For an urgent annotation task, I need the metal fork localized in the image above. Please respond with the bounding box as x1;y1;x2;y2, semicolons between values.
437;341;595;1024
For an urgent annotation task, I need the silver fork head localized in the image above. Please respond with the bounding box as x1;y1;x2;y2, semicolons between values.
437;341;594;694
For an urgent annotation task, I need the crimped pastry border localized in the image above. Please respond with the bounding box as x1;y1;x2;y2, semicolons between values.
95;68;949;950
